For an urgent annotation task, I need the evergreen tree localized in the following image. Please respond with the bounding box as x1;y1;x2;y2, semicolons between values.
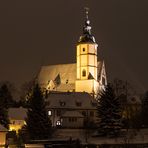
97;84;122;136
0;84;14;108
20;80;36;107
141;91;148;127
0;84;11;129
0;107;9;129
25;84;52;140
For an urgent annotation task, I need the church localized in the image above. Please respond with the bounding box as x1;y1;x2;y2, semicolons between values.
38;9;107;98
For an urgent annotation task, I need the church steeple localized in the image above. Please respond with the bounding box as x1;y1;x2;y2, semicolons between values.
78;7;96;43
76;8;99;96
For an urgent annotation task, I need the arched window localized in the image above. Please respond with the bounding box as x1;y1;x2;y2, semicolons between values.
82;69;86;77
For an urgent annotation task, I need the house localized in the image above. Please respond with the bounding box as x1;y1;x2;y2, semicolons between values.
46;92;98;128
8;107;27;133
0;124;8;147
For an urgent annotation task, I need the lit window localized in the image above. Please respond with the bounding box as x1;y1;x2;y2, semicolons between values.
56;120;61;126
48;110;52;116
82;69;86;77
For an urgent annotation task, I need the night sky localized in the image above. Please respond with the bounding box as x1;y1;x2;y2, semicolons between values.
0;0;148;93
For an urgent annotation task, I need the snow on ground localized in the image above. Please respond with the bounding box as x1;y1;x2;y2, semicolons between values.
52;128;148;144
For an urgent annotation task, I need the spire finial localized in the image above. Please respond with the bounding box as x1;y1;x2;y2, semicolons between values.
78;7;96;43
84;7;89;20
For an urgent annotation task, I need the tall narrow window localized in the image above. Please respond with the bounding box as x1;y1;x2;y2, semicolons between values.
102;77;106;85
48;110;52;116
82;69;86;77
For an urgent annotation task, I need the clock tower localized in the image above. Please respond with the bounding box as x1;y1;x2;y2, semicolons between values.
75;8;100;96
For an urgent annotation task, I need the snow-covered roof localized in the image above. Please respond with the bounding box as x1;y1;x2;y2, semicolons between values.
0;124;8;132
62;111;84;118
38;62;103;89
8;107;27;120
56;83;75;92
38;63;76;88
46;92;97;110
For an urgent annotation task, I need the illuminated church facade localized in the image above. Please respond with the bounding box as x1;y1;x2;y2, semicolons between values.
38;9;107;97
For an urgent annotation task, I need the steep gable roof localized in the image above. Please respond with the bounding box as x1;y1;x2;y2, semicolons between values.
46;92;97;110
38;63;76;88
38;61;104;89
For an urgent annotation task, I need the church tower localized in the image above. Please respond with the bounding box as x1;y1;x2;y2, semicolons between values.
75;8;100;96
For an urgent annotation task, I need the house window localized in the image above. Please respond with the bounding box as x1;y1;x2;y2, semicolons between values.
90;111;94;117
60;101;66;106
91;101;97;107
48;110;52;116
57;110;61;116
56;120;61;126
83;48;85;52
74;118;77;122
82;69;86;77
82;111;86;116
69;117;77;122
12;120;15;124
69;118;71;122
46;101;50;106
76;101;82;107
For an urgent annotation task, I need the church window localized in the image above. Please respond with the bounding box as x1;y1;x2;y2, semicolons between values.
83;48;85;52
82;69;86;77
102;77;106;85
66;79;68;84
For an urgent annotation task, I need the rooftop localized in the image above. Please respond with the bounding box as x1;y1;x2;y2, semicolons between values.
8;107;27;120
